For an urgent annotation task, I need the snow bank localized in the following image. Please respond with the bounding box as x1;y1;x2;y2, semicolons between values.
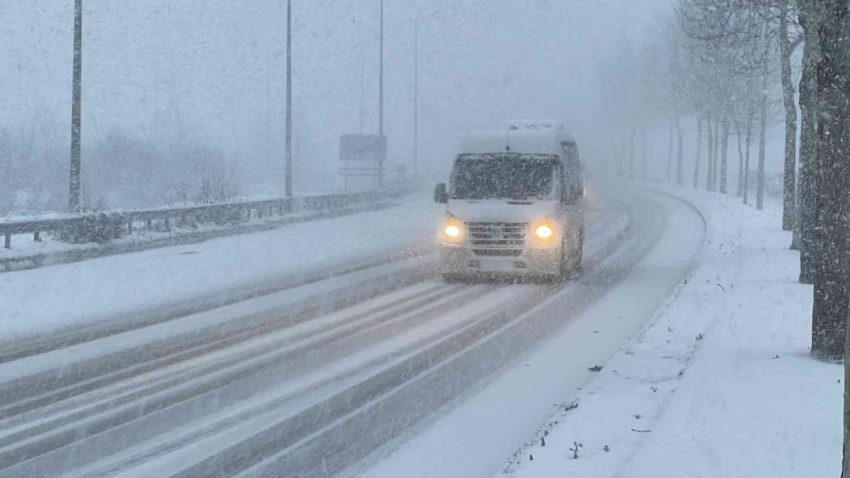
501;186;841;478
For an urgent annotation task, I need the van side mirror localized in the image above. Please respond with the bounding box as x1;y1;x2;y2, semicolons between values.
434;183;448;204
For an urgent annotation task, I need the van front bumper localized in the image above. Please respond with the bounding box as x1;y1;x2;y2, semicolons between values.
439;245;560;277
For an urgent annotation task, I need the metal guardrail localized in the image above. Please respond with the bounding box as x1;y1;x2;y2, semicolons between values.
1;184;409;250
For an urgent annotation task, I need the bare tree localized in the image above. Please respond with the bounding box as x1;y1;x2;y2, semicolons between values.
693;116;703;189
678;0;776;201
667;118;674;182
629;126;636;180
719;113;730;194
797;0;820;284
734;117;745;196
810;0;849;363
806;3;850;476
778;0;802;229
676;114;684;185
756;20;771;211
705;116;716;191
642;123;649;181
743;78;755;204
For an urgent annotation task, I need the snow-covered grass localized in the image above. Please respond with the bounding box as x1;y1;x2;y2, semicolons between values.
501;185;841;478
0;193;442;342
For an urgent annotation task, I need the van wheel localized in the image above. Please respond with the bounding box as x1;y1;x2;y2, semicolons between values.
442;273;464;283
573;228;584;273
557;243;572;280
559;235;582;280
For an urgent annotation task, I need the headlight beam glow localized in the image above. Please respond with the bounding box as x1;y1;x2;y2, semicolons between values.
535;225;553;239
445;224;461;238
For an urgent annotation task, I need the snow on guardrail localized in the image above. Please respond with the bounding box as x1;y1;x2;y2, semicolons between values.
0;183;411;271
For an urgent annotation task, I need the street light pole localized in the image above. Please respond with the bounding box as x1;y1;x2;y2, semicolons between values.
360;46;365;135
413;16;419;180
285;0;293;198
378;0;385;188
69;0;83;213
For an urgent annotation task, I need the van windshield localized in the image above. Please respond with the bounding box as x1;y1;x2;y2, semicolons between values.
450;154;559;201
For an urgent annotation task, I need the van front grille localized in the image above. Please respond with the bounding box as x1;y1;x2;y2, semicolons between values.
466;222;528;247
473;249;522;257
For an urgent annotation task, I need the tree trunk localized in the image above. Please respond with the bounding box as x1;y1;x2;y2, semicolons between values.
618;127;626;177
720;113;730;195
667;116;674;182
629;125;636;180
735;121;744;197
676;113;684;186
799;0;820;285
707;113;715;192
780;0;799;230
610;127;620;174
69;0;83;213
642;122;648;181
694;116;702;189
713;115;721;193
744;100;754;205
809;4;850;474
791;210;802;249
757;21;770;211
811;0;849;364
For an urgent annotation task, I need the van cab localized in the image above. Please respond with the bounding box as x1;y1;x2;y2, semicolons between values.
434;122;584;281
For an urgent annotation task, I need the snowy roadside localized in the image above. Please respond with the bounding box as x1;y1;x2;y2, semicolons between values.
500;185;841;478
0;193;442;342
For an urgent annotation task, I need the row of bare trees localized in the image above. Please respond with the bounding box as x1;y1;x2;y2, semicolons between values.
678;0;846;365
601;0;850;472
602;0;850;361
0;118;241;215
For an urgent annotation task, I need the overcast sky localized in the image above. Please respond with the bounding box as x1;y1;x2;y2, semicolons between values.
4;0;746;192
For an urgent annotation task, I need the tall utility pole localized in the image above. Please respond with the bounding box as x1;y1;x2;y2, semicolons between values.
413;16;419;180
378;0;384;188
285;0;293;198
69;0;83;213
414;10;439;181
359;46;365;134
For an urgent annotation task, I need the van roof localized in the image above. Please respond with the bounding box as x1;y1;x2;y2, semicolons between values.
459;128;573;156
506;120;575;140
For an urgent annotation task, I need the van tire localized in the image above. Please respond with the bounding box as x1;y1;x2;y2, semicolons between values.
573;227;584;272
559;229;583;280
442;273;464;283
557;245;572;280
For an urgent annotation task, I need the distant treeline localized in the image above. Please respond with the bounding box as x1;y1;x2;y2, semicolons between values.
0;115;241;216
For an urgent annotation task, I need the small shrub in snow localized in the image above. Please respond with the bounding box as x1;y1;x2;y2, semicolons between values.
570;442;583;459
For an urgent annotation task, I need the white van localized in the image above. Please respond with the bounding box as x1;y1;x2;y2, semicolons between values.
434;124;584;281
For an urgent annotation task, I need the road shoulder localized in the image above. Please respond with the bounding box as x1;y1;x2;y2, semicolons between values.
500;185;841;478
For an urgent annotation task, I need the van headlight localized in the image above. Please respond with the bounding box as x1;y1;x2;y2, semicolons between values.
530;219;558;242
535;225;553;239
442;214;463;243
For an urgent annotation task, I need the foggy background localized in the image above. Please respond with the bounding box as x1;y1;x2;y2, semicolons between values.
0;0;785;214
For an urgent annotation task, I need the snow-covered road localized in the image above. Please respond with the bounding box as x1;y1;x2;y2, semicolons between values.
0;185;705;478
